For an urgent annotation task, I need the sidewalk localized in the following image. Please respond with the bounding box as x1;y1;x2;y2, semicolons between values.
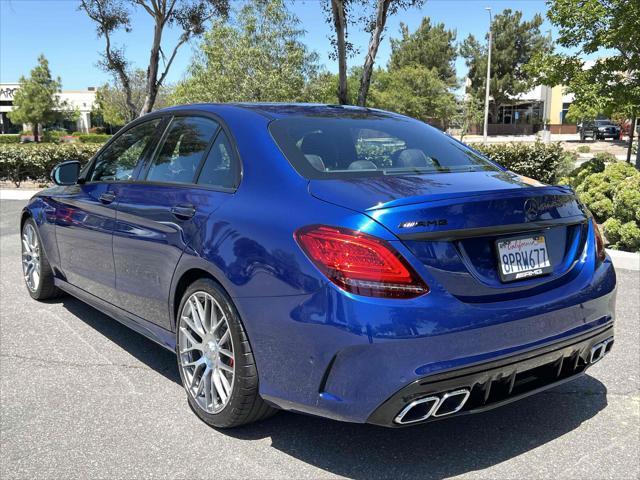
0;189;41;200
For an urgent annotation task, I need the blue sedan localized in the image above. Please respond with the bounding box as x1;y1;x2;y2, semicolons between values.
21;104;616;427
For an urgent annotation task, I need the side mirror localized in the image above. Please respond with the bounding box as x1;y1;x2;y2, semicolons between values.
51;160;81;186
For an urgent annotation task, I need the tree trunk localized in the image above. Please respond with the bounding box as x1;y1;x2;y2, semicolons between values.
140;13;164;116
357;0;391;107
33;123;39;143
627;115;636;164
331;0;348;105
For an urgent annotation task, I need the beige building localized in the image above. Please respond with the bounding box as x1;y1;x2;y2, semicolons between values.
0;83;97;134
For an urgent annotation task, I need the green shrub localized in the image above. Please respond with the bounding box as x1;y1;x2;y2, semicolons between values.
42;130;68;143
602;161;637;183
77;133;112;144
574;162;640;223
576;145;590;153
602;218;622;244
563;156;607;187
617;221;640;251
613;176;640;223
593;151;617;164
475;141;573;184
0;135;21;144
0;143;101;187
605;218;640;251
566;159;640;252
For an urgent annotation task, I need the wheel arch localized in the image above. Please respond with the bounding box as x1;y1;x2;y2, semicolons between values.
169;258;238;333
20;208;32;230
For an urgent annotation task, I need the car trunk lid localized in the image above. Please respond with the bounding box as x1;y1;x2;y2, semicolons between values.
309;170;589;301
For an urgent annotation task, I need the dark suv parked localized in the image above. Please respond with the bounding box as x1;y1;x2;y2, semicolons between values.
579;119;621;141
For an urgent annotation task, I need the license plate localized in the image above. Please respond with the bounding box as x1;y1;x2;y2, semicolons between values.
496;235;552;282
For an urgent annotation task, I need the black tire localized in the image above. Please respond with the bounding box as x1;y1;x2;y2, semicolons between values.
21;218;61;301
176;278;277;428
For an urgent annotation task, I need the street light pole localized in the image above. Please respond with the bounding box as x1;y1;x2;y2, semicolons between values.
483;7;492;144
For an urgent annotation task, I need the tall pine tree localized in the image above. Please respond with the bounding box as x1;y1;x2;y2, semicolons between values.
9;55;64;142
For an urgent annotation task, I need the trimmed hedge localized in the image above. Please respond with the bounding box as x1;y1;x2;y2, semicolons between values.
0;143;101;187
563;157;640;251
0;135;21;144
474;141;575;184
77;133;112;143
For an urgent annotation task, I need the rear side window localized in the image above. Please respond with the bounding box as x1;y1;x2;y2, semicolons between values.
196;130;238;189
269;115;499;179
146;117;219;184
90;119;160;182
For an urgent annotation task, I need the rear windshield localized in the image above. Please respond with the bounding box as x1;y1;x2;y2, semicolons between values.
269;114;499;179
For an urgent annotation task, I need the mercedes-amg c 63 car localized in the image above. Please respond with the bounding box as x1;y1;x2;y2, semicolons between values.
21;104;616;428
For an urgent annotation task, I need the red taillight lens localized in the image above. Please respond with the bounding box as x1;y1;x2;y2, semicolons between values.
592;218;606;263
294;225;429;298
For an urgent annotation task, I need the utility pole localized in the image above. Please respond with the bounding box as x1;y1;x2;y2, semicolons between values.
483;7;492;144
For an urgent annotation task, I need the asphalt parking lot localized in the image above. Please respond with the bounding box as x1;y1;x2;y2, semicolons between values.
1;199;638;479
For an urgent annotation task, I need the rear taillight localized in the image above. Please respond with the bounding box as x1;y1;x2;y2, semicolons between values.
294;225;428;298
592;218;606;263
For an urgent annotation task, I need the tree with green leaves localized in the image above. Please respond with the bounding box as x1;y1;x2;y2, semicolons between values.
325;0;423;106
369;65;457;128
172;0;320;104
456;95;484;141
526;0;639;167
80;0;229;118
94;69;171;126
8;55;68;142
389;17;457;87
461;9;551;122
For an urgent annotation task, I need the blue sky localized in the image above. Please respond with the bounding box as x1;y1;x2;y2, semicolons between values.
0;0;554;89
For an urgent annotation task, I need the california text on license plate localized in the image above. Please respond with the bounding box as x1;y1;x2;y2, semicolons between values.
496;235;553;282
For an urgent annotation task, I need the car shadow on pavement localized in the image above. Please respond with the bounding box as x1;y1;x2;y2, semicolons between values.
58;296;181;385
57;295;608;479
221;377;608;479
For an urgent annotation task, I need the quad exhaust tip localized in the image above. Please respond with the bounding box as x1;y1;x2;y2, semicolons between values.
395;336;614;425
395;388;470;425
589;337;614;364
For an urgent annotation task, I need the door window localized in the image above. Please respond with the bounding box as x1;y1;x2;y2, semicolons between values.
90;119;161;182
196;130;238;189
146;117;219;184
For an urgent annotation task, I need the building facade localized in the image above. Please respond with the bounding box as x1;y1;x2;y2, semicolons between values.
465;79;576;135
0;83;97;134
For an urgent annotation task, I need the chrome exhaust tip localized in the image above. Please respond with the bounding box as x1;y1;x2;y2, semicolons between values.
589;343;605;364
432;389;471;417
395;396;440;425
394;388;471;425
589;337;614;364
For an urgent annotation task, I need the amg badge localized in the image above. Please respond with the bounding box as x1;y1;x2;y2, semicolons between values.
399;219;448;229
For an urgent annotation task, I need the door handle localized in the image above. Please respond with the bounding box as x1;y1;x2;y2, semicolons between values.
99;191;116;204
171;203;196;220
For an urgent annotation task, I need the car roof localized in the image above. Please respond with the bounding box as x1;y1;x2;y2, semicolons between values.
154;102;402;120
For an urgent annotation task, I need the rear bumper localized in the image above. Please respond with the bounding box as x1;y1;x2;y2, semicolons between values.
236;257;616;425
367;323;614;427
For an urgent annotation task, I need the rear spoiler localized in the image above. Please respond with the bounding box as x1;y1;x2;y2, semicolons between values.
397;215;588;241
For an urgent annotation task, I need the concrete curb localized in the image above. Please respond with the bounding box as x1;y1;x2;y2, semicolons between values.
606;248;640;271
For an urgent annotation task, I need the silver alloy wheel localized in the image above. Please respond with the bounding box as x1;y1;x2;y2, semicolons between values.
21;223;41;292
178;291;235;414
